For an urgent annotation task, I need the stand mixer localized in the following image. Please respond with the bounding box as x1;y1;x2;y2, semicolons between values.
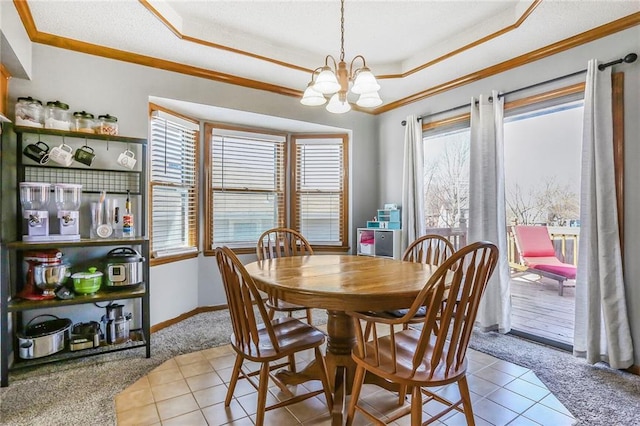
19;183;51;242
54;183;82;240
18;249;67;300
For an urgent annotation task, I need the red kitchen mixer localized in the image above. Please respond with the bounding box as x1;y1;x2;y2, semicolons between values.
18;249;69;300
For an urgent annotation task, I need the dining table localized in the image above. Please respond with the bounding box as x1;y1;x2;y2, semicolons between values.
244;254;442;426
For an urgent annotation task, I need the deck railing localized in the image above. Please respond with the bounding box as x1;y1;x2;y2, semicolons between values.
423;225;579;268
507;226;580;269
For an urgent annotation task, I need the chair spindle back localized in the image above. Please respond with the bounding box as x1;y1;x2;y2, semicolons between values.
403;234;455;265
215;247;279;355
256;227;314;260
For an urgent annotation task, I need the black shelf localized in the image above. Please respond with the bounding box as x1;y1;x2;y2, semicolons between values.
13;126;147;145
10;329;146;370
7;237;148;250
8;284;146;312
1;123;151;387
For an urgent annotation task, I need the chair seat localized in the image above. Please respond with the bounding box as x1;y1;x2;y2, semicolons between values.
523;256;577;279
266;298;308;312
231;317;325;361
385;306;427;318
353;328;467;386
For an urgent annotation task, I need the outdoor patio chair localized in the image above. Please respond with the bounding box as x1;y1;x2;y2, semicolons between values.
512;225;577;296
256;227;314;324
215;247;333;426
345;241;499;425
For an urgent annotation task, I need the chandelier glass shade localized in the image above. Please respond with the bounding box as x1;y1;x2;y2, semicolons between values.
300;0;382;113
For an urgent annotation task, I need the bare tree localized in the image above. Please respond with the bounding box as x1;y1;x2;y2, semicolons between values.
505;178;579;225
423;133;469;228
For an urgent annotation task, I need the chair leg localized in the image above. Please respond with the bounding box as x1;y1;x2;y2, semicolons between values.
226;354;243;406
306;308;313;325
458;376;476;426
288;354;297;373
255;362;270;426
315;347;334;411
398;385;408;406
346;365;366;426
411;385;422;426
557;279;564;296
268;308;276;320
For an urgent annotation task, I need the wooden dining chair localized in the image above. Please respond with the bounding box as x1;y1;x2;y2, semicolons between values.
364;235;456;339
346;241;499;426
256;227;314;324
215;247;333;426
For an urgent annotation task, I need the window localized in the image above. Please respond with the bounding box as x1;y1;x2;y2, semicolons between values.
292;135;348;247
205;126;348;253
205;124;286;250
149;106;199;264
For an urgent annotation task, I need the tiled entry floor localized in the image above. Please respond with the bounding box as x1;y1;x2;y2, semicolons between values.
115;335;576;425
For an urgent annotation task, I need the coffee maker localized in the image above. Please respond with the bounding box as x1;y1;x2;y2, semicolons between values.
19;182;51;242
54;183;82;240
101;304;132;344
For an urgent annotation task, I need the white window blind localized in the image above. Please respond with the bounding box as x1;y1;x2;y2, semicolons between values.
150;113;198;257
293;136;346;246
210;128;285;247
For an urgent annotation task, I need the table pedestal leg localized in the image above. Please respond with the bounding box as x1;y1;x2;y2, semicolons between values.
325;310;357;426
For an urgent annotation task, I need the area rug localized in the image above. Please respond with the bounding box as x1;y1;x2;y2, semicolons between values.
468;329;640;425
1;310;639;425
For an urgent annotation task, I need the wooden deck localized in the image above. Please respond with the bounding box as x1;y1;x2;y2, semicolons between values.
510;272;575;347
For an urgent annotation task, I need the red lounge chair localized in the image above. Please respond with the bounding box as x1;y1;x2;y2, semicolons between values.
512;225;577;296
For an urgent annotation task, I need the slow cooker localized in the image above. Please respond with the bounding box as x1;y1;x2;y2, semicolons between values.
104;247;144;287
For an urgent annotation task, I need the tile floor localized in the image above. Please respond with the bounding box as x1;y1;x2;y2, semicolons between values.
115;326;576;426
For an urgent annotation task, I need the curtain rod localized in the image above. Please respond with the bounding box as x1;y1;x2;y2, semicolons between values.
401;52;637;126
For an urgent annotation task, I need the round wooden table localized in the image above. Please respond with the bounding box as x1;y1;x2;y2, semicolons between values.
245;254;439;425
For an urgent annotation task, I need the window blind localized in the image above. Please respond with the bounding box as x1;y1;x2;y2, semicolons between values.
293;136;346;246
150;114;198;256
210;129;286;247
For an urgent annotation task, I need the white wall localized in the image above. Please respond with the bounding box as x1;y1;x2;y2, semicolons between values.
0;0;32;79
376;27;640;365
7;43;378;326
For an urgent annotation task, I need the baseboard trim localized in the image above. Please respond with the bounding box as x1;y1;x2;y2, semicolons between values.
150;305;228;333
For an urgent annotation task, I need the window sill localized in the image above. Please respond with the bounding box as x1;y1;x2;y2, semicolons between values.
150;251;200;266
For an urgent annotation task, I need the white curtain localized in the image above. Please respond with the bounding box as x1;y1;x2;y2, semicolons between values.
401;115;425;250
468;91;512;333
574;60;633;369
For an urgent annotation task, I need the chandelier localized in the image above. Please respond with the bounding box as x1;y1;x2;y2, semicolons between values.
300;0;382;113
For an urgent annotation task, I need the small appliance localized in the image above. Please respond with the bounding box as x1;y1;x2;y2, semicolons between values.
104;247;144;288
54;183;82;240
19;182;51;241
101;304;131;344
18;249;64;300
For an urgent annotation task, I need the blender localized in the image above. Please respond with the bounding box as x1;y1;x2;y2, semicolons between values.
54;183;82;240
19;182;51;242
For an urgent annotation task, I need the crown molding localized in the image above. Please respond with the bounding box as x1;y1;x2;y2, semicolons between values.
372;12;640;114
12;0;640;115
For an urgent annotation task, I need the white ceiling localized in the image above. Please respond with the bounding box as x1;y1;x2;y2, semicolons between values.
23;0;640;112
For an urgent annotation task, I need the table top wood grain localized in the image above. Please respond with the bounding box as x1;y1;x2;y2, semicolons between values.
245;254;439;312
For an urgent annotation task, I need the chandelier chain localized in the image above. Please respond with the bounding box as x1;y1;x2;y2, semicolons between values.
340;0;345;62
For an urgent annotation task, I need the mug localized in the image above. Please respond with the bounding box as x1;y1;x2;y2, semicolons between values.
74;145;95;167
47;143;74;167
117;150;136;169
23;141;50;164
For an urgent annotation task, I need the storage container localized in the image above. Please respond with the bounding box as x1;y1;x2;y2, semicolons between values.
15;97;44;128
96;114;118;135
44;101;71;130
72;111;95;133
